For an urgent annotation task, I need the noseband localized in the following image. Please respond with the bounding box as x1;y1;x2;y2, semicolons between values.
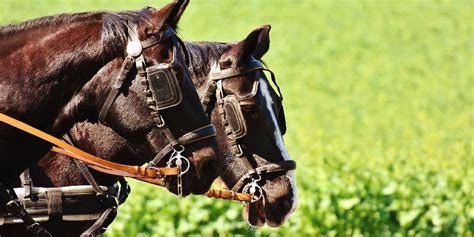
97;24;216;196
202;59;296;202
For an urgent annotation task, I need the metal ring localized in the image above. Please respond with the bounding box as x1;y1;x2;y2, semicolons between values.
179;157;190;175
250;186;263;203
173;145;185;153
252;174;262;182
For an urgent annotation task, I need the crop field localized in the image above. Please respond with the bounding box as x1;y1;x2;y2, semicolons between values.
1;0;473;236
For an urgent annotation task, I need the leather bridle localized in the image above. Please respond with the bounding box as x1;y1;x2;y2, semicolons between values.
202;59;296;203
96;23;217;196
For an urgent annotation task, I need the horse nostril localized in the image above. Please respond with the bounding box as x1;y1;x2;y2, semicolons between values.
279;198;292;214
198;158;219;179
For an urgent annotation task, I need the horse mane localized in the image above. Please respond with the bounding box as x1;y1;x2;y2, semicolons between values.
184;41;231;87
0;7;153;51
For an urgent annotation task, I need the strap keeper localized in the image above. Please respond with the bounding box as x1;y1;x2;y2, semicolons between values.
47;188;63;220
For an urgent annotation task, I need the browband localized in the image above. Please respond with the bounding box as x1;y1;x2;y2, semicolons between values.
141;28;177;49
208;60;263;81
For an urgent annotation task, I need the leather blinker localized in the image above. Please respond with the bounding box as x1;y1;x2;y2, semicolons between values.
278;106;287;135
223;96;247;139
146;64;182;110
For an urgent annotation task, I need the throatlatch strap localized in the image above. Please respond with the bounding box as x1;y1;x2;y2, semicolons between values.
99;56;135;124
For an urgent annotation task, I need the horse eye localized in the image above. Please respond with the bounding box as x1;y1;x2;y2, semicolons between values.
241;105;260;119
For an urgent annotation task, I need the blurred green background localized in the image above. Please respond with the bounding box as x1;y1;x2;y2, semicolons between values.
1;0;473;236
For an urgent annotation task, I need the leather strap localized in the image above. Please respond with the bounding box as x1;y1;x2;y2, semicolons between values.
50;146;180;178
0;113;180;180
140;28;176;49
203;189;251;202
62;133;105;195
231;160;296;192
99;56;135;124
148;124;217;166
80;207;117;237
73;160;104;195
208;60;263;81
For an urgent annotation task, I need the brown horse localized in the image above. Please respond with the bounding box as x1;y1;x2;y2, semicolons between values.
20;25;296;235
0;1;220;235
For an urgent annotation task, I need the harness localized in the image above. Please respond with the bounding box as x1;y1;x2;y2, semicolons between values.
97;24;217;196
202;59;297;203
0;24;217;236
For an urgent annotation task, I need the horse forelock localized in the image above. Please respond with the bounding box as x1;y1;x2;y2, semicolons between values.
101;7;153;51
184;41;230;87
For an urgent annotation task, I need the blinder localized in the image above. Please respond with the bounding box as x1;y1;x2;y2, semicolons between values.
223;96;247;139
145;35;184;110
146;64;182;110
278;105;287;135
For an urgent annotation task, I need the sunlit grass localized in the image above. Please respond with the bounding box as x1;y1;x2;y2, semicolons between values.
1;0;472;236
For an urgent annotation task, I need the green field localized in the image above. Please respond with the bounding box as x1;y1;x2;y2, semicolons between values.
1;0;473;236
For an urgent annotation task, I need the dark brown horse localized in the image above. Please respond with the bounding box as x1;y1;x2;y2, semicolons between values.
22;25;297;235
0;1;220;234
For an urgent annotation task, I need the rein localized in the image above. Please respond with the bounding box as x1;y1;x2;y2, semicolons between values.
0;113;178;181
0;113;250;201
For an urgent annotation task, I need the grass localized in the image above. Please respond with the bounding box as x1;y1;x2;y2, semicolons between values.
1;0;473;236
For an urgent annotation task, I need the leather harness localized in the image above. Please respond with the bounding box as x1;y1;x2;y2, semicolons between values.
202;59;297;203
0;24;218;236
0;30;297;236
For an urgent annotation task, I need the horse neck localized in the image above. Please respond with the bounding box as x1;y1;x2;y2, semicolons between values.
0;12;127;133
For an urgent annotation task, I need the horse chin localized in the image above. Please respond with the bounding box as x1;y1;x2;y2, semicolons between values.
242;200;266;228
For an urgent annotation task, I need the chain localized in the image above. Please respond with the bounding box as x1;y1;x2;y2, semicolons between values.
166;146;190;196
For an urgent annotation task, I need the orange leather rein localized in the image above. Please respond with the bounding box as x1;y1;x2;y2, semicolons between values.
0;113;251;202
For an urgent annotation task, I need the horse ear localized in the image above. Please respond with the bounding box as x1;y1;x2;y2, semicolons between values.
143;0;188;37
165;0;189;29
252;25;271;59
235;25;271;61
